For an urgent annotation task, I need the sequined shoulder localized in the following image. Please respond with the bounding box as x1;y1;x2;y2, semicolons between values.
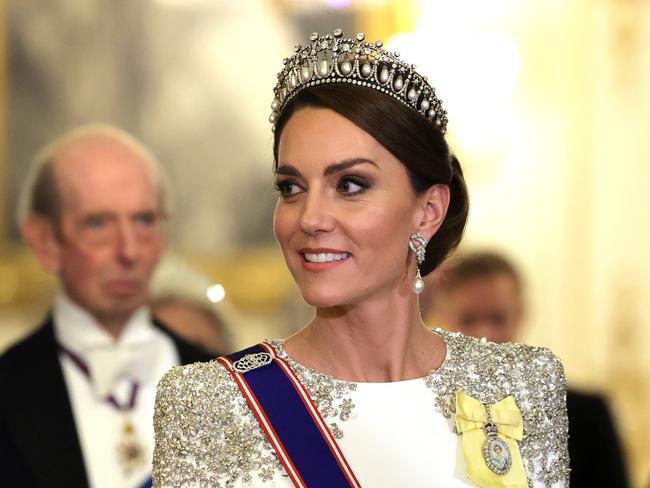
427;330;570;487
153;360;282;487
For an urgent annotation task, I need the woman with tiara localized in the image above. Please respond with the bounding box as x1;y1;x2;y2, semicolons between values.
153;29;569;488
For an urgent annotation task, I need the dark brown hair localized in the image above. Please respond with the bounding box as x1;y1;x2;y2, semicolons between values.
272;84;469;275
440;251;523;295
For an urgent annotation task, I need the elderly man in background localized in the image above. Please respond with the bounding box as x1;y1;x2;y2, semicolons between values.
0;125;210;488
424;250;630;488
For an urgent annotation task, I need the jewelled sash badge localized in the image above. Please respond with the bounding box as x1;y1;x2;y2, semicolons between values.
455;390;528;488
233;352;273;373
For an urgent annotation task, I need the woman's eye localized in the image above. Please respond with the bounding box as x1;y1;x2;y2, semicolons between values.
275;180;303;198
337;177;368;196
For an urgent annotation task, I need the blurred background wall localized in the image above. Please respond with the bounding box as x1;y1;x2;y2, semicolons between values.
0;0;648;485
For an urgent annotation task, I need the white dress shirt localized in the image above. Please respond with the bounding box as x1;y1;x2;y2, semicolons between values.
54;293;180;488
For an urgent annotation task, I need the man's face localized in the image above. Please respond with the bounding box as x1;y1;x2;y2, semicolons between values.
52;136;165;324
439;273;523;344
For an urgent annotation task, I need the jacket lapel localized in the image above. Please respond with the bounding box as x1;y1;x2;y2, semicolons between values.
3;317;210;488
4;319;89;487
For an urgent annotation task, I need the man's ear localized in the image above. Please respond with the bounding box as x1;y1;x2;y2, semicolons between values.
415;184;451;241
21;215;63;274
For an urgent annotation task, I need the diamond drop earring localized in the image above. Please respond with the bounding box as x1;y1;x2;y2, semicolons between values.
408;233;428;294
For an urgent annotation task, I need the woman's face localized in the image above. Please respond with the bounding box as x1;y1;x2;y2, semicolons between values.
274;106;427;307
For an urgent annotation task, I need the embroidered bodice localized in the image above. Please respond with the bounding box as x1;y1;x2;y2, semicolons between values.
153;330;569;487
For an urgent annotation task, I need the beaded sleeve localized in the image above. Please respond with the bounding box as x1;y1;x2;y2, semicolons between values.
152;361;283;488
425;331;570;487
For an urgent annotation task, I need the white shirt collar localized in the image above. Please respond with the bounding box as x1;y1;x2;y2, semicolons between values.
53;292;157;350
53;292;161;398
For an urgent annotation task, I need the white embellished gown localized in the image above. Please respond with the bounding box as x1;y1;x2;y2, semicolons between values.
153;330;569;487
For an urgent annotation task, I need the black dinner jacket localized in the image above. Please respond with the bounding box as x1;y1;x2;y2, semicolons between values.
0;316;212;488
567;389;629;488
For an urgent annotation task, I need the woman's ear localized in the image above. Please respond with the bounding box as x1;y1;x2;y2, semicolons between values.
415;184;450;241
21;215;63;274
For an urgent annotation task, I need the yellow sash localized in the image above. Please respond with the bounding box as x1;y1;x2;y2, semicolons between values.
455;390;528;488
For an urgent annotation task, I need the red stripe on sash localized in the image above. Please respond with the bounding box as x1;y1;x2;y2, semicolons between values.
259;342;362;488
218;356;308;488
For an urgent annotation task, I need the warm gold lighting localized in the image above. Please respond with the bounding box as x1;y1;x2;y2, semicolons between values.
206;283;226;303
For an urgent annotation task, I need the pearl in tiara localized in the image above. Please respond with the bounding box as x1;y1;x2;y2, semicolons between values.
270;28;448;134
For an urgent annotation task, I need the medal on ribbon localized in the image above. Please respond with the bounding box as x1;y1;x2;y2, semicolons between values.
455;389;528;488
58;344;147;475
116;417;146;474
482;408;512;475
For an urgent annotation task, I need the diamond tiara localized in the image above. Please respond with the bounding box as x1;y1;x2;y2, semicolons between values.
269;29;448;134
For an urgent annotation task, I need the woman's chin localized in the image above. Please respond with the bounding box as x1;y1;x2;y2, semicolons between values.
299;288;350;308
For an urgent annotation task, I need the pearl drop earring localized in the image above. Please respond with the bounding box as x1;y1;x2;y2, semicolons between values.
408;233;428;294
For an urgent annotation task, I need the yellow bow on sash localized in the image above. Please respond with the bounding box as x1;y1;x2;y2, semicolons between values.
455;390;528;488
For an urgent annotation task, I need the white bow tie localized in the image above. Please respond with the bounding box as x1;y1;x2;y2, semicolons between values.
85;340;158;400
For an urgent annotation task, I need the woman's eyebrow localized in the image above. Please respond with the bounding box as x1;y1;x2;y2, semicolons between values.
324;158;378;175
275;164;301;176
275;158;377;177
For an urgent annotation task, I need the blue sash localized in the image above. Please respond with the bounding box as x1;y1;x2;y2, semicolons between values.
219;343;361;488
137;477;152;488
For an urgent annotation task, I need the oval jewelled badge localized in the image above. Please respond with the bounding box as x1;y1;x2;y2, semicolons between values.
233;352;273;373
482;428;512;475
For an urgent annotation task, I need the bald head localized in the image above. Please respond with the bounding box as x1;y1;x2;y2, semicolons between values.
18;124;170;232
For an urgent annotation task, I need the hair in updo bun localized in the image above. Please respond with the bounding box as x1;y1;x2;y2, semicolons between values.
273;84;469;276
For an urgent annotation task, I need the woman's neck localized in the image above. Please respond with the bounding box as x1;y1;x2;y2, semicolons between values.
283;292;446;383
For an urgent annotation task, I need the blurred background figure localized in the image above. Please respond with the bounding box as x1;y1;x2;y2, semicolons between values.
150;255;235;356
421;251;523;344
0;124;209;488
423;250;630;488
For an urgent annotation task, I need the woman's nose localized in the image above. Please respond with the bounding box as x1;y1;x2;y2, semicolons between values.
298;191;335;235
